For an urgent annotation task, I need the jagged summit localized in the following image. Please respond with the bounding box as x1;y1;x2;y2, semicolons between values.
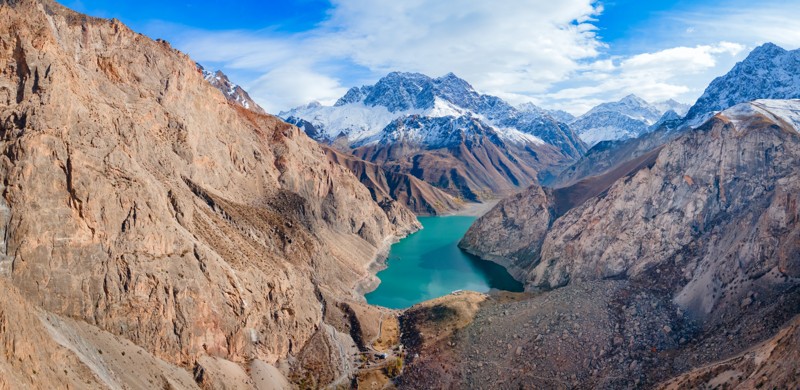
584;94;662;123
281;71;585;201
334;71;482;114
570;94;685;146
684;42;800;124
282;71;585;158
197;64;266;114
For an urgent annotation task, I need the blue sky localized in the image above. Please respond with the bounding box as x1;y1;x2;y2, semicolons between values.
61;0;800;114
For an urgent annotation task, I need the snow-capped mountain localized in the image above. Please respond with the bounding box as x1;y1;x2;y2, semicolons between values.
198;64;266;114
584;94;663;123
684;43;800;125
517;103;575;123
570;95;688;147
281;72;585;200
653;99;690;117
281;72;585;159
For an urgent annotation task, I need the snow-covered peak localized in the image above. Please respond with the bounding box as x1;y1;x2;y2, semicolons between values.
197;64;265;114
584;94;662;124
653;99;690;117
546;110;577;124
282;71;585;157
571;94;683;147
517;102;540;112
684;43;800;125
516;103;576;124
720;99;800;133
282;96;472;145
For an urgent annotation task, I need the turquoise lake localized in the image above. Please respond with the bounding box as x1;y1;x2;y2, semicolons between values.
365;216;523;309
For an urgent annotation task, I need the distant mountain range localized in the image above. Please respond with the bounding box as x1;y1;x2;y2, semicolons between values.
281;72;586;202
569;95;689;147
278;43;800;203
552;42;800;187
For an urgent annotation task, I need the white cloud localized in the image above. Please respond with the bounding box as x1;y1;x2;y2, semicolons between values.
544;42;745;114
162;0;800;115
169;0;603;113
664;2;800;50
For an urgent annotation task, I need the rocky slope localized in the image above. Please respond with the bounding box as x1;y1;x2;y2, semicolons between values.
324;147;462;215
0;1;418;388
684;43;800;125
349;114;570;201
465;99;800;294
282;72;585;201
450;100;800;387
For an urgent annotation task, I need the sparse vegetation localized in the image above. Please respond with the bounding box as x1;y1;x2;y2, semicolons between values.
385;357;403;378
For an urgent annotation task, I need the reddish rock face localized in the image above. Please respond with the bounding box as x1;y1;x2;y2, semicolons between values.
0;0;417;387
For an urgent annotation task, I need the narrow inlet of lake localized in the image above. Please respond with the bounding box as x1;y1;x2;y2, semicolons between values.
365;216;523;309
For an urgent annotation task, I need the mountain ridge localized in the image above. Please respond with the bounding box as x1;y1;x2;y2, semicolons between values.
283;71;586;201
684;42;800;124
570;94;689;147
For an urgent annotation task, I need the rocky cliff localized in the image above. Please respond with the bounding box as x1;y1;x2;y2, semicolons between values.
325;147;462;216
0;0;417;387
464;100;800;306
404;100;800;388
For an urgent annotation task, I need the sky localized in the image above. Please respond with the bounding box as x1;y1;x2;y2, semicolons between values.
62;0;800;115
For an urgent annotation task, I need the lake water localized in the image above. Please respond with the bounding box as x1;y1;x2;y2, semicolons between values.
365;216;524;309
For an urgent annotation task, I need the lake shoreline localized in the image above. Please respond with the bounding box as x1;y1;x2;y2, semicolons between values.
445;199;501;217
364;215;522;309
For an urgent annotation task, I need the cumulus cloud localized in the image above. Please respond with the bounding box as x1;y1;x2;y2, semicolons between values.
165;0;800;115
545;42;745;114
171;0;603;113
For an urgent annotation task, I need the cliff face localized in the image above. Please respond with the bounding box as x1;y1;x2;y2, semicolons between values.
413;100;800;389
0;0;416;387
464;100;800;318
325;147;462;216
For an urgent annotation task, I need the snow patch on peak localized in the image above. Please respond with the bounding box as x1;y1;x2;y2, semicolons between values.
493;126;545;145
722;99;800;132
585;94;662;124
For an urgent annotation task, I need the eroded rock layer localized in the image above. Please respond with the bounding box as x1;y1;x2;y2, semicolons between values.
450;100;800;387
0;0;417;387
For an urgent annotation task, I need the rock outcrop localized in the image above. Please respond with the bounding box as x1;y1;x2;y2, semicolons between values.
325;147;462;216
198;64;266;115
0;0;417;387
465;100;800;306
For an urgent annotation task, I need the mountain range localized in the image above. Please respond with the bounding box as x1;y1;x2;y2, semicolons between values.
552;42;800;187
282;72;586;201
0;1;799;389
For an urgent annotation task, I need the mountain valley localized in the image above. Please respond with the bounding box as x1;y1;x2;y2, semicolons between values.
0;1;798;389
